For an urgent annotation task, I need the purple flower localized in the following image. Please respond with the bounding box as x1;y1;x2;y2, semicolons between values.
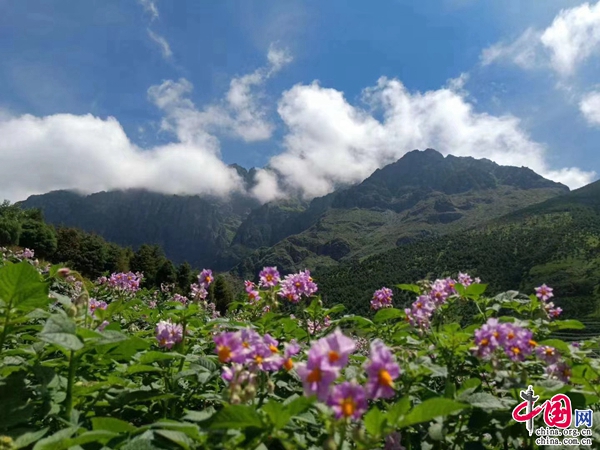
364;339;401;399
172;293;188;305
148;300;157;309
536;346;560;365
190;283;208;301
370;287;393;310
21;248;35;259
214;331;245;364
473;319;536;361
384;432;406;450
282;340;301;371
88;298;108;318
500;324;535;362
155;320;183;349
312;328;356;371
473;318;501;358
259;267;280;288
405;295;436;329
107;272;143;293
544;302;562;319
429;281;449;306
546;362;572;382
97;320;110;332
327;381;368;420
296;359;338;401
278;270;318;303
535;284;554;302
457;272;473;287
198;269;213;289
244;281;261;304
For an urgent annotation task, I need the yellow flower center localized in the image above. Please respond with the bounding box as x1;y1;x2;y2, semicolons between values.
218;345;231;363
283;358;294;371
378;369;393;387
269;344;279;353
329;351;340;363
307;368;322;383
255;355;263;364
512;347;521;355
529;340;538;347
480;338;489;346
340;397;356;418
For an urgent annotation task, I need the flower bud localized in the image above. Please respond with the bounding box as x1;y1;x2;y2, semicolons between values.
230;394;241;404
57;267;71;278
67;305;78;317
0;436;15;450
322;436;337;450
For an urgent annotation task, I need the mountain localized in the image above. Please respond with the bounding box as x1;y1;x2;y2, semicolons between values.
17;150;569;276
19;189;259;270
315;179;600;321
232;149;569;277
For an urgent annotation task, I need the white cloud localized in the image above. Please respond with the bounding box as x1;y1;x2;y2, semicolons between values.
253;78;595;202
0;45;293;203
147;29;172;59
481;28;543;69
0;113;243;202
481;1;600;76
541;1;600;76
138;0;159;22
150;45;292;143
580;90;600;125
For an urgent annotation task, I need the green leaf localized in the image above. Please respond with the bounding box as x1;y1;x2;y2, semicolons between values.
13;429;49;449
66;430;119;446
127;364;163;375
138;351;184;364
183;408;216;423
285;396;314;417
39;313;83;351
398;398;468;428
92;417;137;433
32;427;78;450
324;304;345;316
465;283;488;298
458;392;506;410
373;308;405;323
263;401;290;430
551;320;585;330
209;405;264;430
0;262;49;310
387;396;411;425
154;430;193;449
396;284;421;294
364;407;386;437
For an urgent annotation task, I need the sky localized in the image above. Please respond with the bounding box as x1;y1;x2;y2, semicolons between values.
1;0;600;203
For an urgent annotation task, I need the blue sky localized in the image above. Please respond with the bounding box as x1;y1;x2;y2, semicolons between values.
1;0;599;202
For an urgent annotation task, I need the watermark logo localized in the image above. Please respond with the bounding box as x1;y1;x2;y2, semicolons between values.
512;385;594;447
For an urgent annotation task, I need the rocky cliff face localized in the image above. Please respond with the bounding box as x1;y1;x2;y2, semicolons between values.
19;150;570;275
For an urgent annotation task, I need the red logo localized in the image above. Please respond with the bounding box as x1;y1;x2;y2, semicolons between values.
513;386;572;431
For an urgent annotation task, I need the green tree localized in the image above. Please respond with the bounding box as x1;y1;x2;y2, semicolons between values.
18;220;57;259
0;201;23;246
213;275;234;315
130;244;165;288
156;260;177;287
73;233;107;279
176;262;193;294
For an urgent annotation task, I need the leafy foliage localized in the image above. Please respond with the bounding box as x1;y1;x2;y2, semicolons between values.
0;251;598;449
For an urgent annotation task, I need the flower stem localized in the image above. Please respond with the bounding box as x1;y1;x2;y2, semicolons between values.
64;350;77;420
0;307;11;356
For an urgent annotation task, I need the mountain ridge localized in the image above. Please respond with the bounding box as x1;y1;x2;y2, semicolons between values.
17;149;570;274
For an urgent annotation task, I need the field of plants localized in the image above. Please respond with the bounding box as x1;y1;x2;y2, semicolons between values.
1;247;599;449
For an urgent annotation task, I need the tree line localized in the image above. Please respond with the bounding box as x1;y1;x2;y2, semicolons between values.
0;200;238;310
